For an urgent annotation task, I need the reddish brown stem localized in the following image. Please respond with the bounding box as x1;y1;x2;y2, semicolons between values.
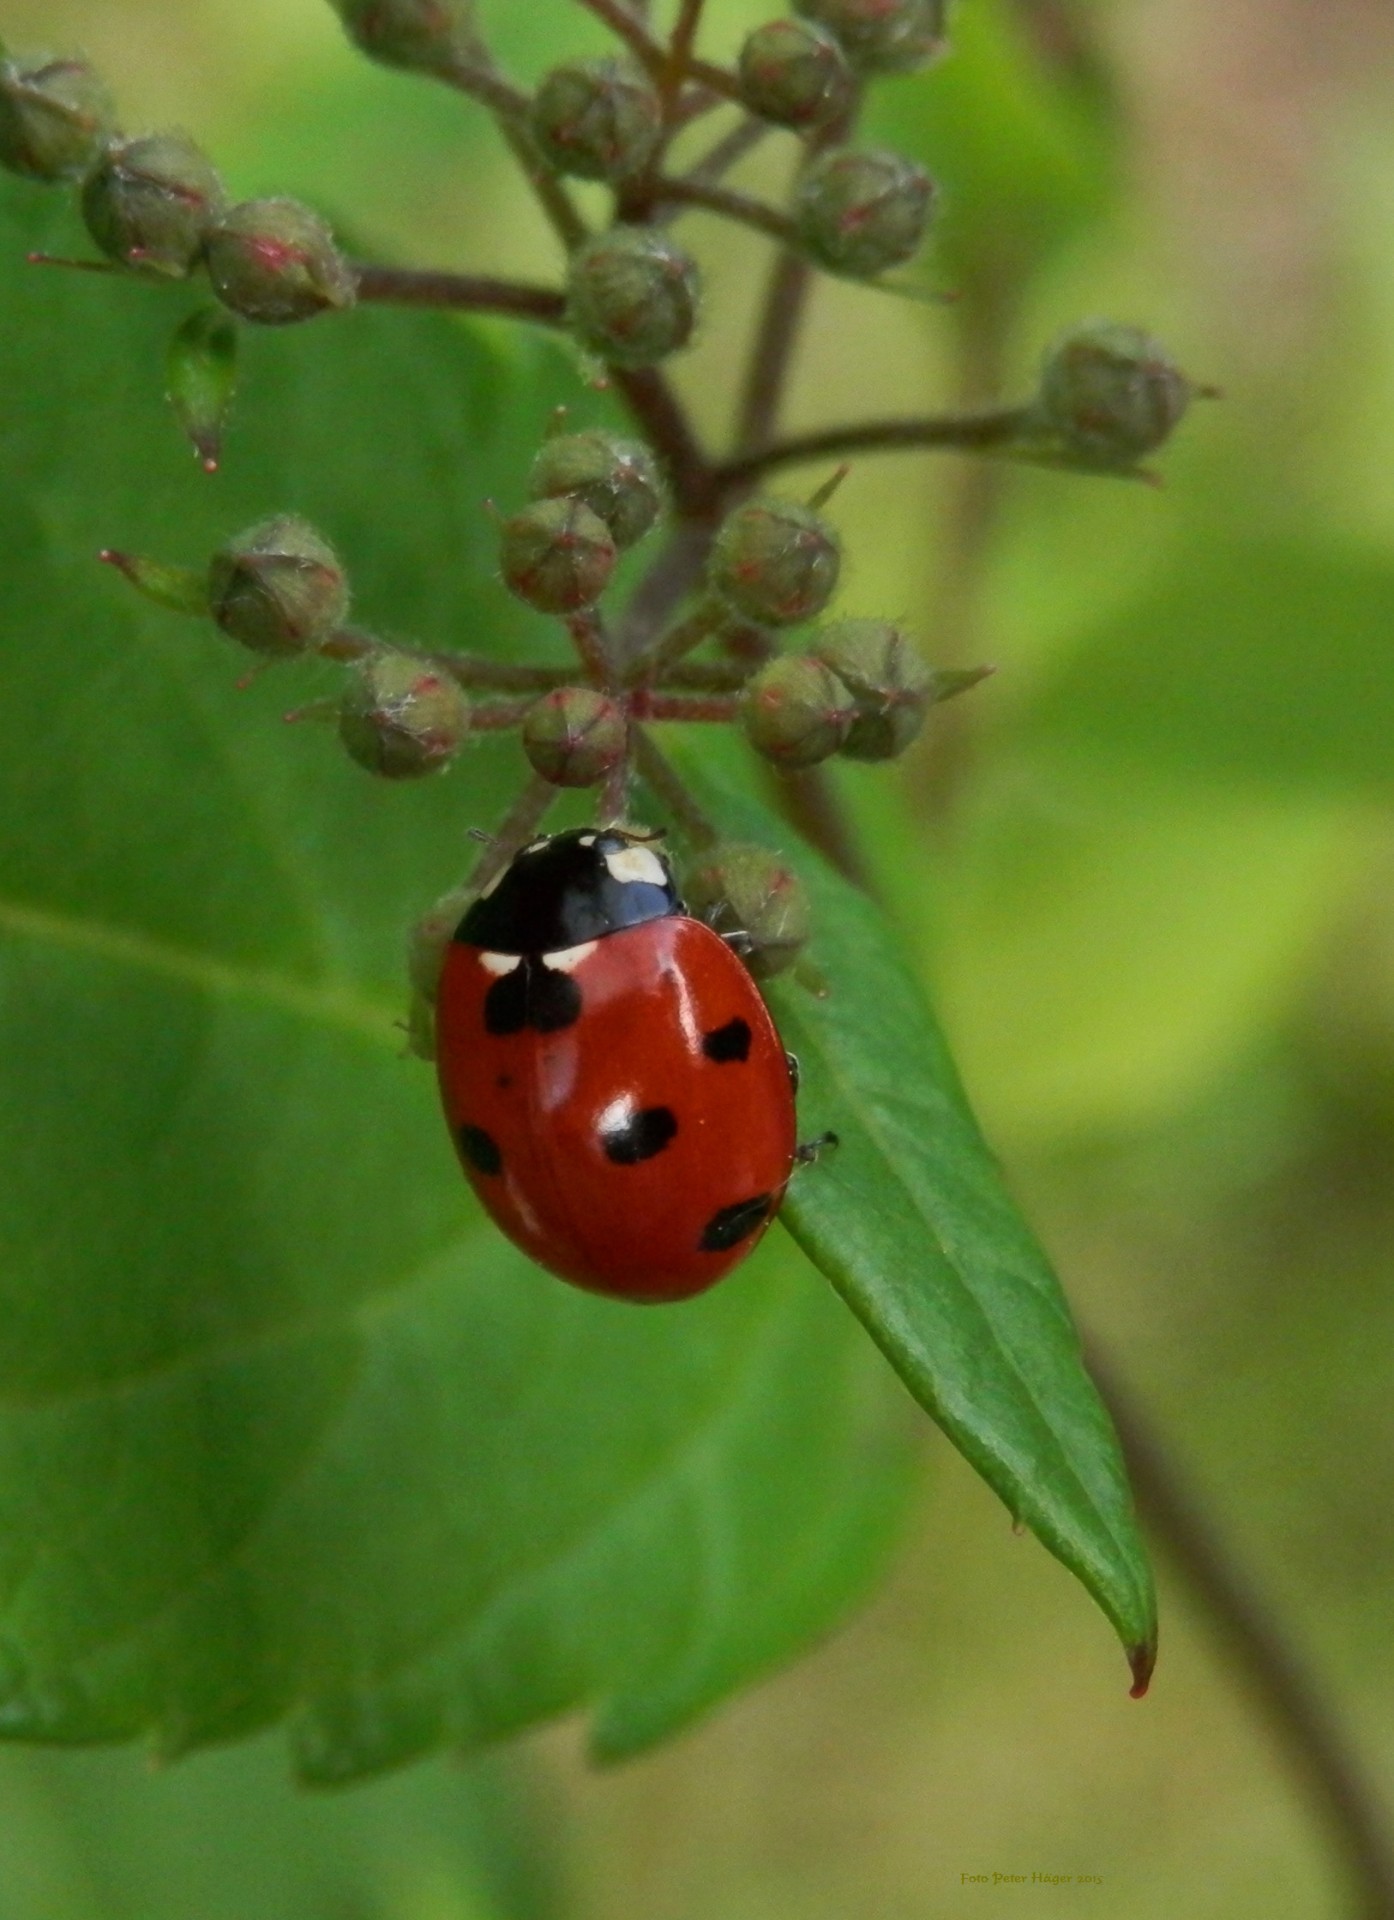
354;265;567;326
717;405;1036;491
655;176;798;244
565;609;614;687
633;691;740;722
632;727;721;847
469;698;534;730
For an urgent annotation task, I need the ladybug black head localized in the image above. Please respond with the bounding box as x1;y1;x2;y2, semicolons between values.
455;827;683;955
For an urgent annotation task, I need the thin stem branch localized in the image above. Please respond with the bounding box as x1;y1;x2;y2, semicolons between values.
565;609;613;687
633;691;740;722
607;370;717;517
575;0;667;71
466;776;558;895
1085;1341;1394;1920
654;176;797;244
629;591;727;683
497;118;590;252
469;698;534;730
353;265;567;327
632;727;721;847
676;114;773;192
715;405;1035;491
438;54;533;122
615;520;720;666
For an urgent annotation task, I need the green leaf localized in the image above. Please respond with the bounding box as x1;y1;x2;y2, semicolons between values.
167;305;239;474
667;753;1157;1684
0;181;913;1773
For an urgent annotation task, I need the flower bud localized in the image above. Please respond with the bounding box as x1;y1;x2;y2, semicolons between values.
737;21;853;130
531;57;662;184
1037;322;1195;470
81;132;225;279
683;842;812;980
811;616;930;760
330;0;479;78
499;497;617;614
527;429;664;550
405;879;475;1058
206;198;356;326
793;0;947;73
522;687;628;788
339;652;470;780
741;655;855;769
566;226;701;368
208;515;350;657
794;146;935;280
710;498;841;628
0;53;114;182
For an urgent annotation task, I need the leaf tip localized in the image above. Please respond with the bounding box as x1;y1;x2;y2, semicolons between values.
1127;1635;1157;1698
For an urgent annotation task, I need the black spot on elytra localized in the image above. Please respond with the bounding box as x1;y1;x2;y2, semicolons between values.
496;1073;513;1091
699;1193;773;1253
702;1017;752;1064
483;957;583;1036
602;1105;678;1165
459;1124;502;1176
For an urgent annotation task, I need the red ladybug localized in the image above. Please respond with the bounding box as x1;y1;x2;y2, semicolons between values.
435;827;801;1303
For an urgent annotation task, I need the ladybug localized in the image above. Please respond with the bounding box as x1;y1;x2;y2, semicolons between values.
435;826;805;1303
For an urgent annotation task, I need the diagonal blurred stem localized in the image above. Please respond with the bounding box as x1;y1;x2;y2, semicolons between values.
1085;1341;1394;1920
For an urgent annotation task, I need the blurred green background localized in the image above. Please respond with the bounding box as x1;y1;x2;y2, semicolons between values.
4;0;1394;1914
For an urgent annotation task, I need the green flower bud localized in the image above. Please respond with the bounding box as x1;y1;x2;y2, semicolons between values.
405;879;475;1058
794;146;935;279
737;20;853;129
499;497;617;614
81;131;225;279
793;0;947;74
330;0;479;78
1037;323;1195;470
683;842;812;980
206;198;356;326
531;57;662;184
710;498;841;628
522;687;628;788
208;515;350;657
741;655;855;769
527;429;664;550
566;226;701;369
0;53;114;182
811;616;930;760
339;652;470;780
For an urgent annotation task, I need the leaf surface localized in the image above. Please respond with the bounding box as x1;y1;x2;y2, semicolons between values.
0;183;912;1776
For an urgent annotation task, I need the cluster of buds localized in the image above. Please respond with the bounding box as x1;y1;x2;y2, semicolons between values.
0;46;355;319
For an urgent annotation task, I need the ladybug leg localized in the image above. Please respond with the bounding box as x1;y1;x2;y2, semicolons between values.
785;1050;800;1095
795;1130;839;1166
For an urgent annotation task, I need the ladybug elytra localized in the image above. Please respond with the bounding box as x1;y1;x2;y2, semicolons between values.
436;827;802;1303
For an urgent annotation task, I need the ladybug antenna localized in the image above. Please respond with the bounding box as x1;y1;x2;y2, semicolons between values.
466;826;494;846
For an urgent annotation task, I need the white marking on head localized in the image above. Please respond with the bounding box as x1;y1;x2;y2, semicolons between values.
578;833;597;847
604;846;668;889
479;951;523;976
543;940;598;974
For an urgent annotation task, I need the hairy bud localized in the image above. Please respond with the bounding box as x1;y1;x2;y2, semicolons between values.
741;655;855;768
684;842;812;980
0;53;114;182
499;497;617;614
737;20;853;129
793;0;947;73
330;0;480;78
794;146;935;279
566;226;701;368
206;198;356;325
81;132;225;279
531;58;662;184
528;429;664;550
710;498;841;627
1037;322;1196;470
812;617;931;760
522;687;628;788
339;653;470;780
208;515;350;657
